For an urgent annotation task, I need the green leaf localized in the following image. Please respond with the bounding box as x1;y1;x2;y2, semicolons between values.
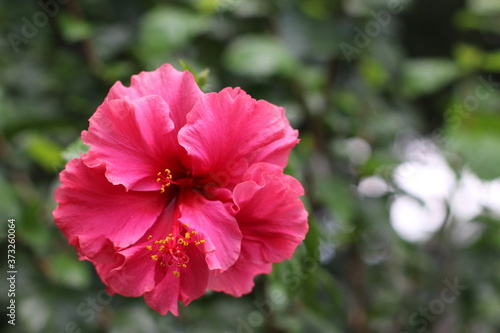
454;43;484;72
483;50;500;72
61;137;89;163
401;58;461;97
179;60;210;90
467;0;500;15
136;6;209;67
46;253;92;289
57;14;93;42
193;0;219;13
304;215;321;259
224;34;298;78
299;0;331;19
193;0;239;14
446;114;500;180
24;133;64;171
360;56;389;89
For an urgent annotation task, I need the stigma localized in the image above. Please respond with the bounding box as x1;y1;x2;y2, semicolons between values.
145;224;205;278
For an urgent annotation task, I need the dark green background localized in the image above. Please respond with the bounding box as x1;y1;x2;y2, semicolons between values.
1;0;500;332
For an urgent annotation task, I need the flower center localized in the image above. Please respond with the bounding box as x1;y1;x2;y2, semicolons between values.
156;169;194;193
145;224;205;278
156;168;175;193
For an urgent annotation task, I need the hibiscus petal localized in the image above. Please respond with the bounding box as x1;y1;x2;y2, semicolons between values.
106;63;203;130
207;244;272;297
232;171;308;264
142;245;209;316
97;197;208;313
143;251;208;316
178;87;294;185
248;111;299;169
93;199;175;297
144;268;181;316
82;95;186;191
178;191;242;273
96;245;157;297
53;159;167;259
243;162;305;196
179;245;209;305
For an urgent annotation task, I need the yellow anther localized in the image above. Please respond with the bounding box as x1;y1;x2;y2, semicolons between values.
157;169;174;193
147;226;203;273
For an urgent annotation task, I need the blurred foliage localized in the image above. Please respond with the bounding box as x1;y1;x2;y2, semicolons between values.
1;0;500;332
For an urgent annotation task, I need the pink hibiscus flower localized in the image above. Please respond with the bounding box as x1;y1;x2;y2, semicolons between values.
53;64;308;315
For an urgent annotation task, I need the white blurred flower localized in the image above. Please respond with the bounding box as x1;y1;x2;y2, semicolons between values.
449;170;483;221
345;137;372;165
481;178;500;217
390;195;447;242
389;138;490;244
358;176;389;198
394;150;456;202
